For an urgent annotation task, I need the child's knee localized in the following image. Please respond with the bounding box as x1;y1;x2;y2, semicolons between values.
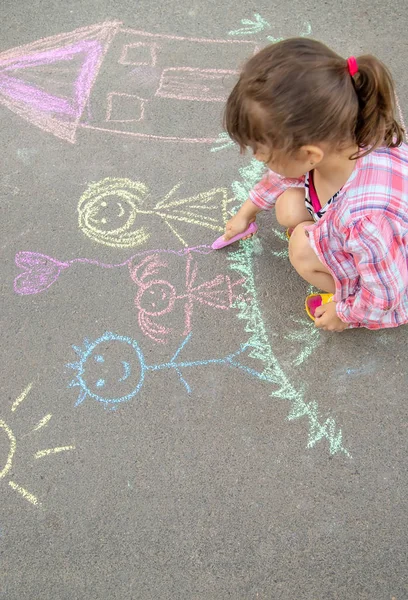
275;188;310;228
288;222;311;268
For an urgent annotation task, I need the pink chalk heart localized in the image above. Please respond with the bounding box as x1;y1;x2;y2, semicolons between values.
14;252;70;295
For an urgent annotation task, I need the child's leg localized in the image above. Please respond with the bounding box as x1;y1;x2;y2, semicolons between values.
288;222;335;293
275;188;313;228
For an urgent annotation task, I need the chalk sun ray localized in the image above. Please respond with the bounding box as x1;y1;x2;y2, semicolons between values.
34;445;75;459
8;481;40;506
11;382;33;412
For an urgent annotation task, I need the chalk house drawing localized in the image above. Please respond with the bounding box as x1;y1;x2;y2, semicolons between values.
1;384;75;507
0;21;259;143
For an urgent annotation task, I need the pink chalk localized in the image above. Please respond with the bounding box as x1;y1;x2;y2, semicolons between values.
211;222;258;249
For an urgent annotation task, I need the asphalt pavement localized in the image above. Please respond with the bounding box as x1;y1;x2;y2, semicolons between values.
1;1;407;598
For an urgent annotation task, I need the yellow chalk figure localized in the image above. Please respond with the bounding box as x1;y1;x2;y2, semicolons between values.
1;384;75;508
77;177;232;248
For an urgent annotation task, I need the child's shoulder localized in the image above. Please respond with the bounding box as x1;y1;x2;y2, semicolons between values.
368;142;408;168
337;143;408;225
350;143;408;195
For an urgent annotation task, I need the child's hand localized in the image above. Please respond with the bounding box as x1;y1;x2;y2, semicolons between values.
314;302;349;332
224;214;255;241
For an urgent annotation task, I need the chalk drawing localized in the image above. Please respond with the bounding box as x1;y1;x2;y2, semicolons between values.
77;178;231;248
8;482;39;507
34;446;75;459
130;252;244;343
231;158;266;204
0;420;16;481
14;246;212;296
155;67;237;102
210;132;236;153
11;382;32;412
228;12;312;43
0;22;258;143
14;246;243;344
1;384;75;507
228;237;348;455
32;414;52;432
118;42;158;66
226;161;348;455
284;318;320;366
67;331;277;409
228;13;271;37
106;93;146;123
14;252;71;295
0;21;120;142
270;228;289;259
335;361;377;380
395;94;407;133
213;155;322;369
77;178;150;248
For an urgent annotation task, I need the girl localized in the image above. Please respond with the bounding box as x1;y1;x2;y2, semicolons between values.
223;38;408;332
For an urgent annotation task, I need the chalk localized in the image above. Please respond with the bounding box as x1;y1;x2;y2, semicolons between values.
211;222;258;249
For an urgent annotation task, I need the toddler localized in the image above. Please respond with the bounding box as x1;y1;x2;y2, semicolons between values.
223;38;408;332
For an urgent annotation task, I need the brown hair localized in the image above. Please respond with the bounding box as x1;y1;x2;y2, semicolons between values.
224;38;404;159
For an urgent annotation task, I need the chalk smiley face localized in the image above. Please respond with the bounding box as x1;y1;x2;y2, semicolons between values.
135;281;176;316
88;196;133;231
67;333;146;407
77;178;150;248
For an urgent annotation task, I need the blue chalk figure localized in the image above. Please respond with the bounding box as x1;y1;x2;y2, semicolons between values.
67;332;272;408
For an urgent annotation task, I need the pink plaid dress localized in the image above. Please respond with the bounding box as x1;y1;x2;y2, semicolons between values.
249;144;408;329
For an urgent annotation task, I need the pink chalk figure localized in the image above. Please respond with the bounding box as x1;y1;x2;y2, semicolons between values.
129;252;244;343
0;21;258;143
14;247;245;344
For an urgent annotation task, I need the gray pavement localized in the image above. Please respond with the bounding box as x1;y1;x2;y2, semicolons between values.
1;1;407;598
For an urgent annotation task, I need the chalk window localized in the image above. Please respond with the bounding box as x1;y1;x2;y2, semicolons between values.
119;43;158;66
155;68;236;102
106;93;145;122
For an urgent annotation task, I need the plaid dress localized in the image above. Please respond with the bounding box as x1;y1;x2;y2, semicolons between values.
249;144;408;329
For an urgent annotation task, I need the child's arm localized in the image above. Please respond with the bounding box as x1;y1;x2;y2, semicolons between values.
224;199;262;241
224;170;305;241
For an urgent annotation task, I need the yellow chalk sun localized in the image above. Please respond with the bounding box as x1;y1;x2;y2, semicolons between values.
1;383;75;507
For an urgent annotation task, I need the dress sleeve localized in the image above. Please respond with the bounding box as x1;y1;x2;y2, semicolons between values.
336;215;408;328
249;170;305;210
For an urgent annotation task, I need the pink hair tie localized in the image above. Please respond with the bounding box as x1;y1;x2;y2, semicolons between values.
347;56;358;77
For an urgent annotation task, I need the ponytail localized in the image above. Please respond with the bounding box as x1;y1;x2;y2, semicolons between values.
352;55;405;156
